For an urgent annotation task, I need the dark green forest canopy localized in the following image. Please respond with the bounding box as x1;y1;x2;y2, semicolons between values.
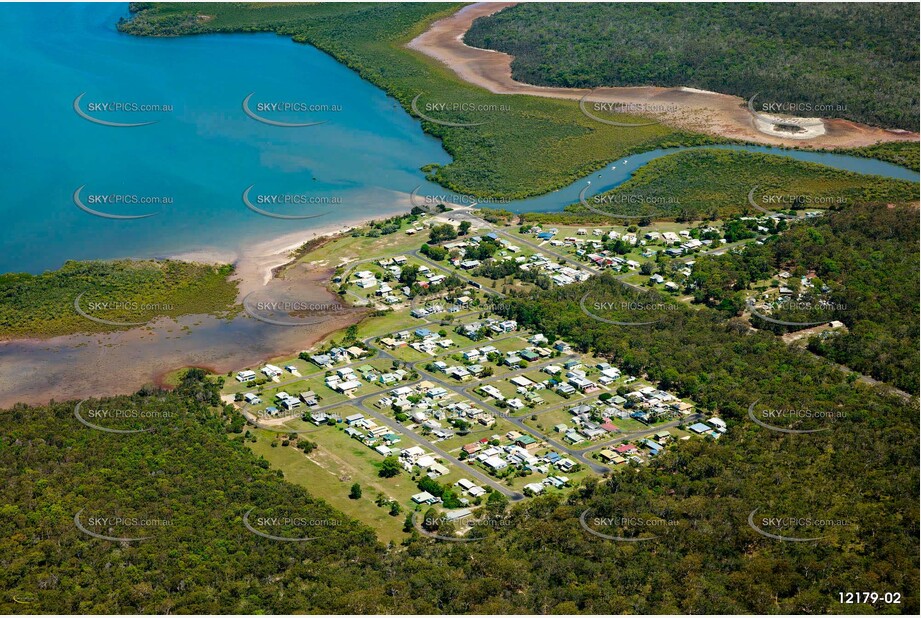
466;2;920;130
2;305;918;612
690;203;920;394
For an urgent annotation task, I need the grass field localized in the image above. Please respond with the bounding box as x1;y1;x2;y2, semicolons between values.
247;427;412;544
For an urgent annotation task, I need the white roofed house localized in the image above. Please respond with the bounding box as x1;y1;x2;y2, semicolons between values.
261;364;283;378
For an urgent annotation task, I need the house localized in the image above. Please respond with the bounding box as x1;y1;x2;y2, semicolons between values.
412;491;437;504
564;431;583;444
510;376;534;388
261;364;282;378
598;449;617;463
689;422;713;434
401;446;426;463
428;463;450;478
515;435;538;450
556;383;576;395
467;364;485;376
336;380;362;394
480;385;504;400
524;482;545;495
462;443;483;455
556;458;576;472
345;413;366;425
299;391;318;406
483;455;508;471
243;393;261;405
236;370;256;382
463;349;481;361
310;354;332;367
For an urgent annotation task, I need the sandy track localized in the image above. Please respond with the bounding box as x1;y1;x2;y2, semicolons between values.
408;2;918;148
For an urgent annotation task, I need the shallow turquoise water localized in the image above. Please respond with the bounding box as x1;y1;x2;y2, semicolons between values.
0;3;916;274
0;3;452;273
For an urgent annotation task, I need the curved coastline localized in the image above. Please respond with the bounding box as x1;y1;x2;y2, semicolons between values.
407;2;920;149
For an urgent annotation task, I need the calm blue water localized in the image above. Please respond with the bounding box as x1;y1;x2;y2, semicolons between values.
0;3;452;274
0;3;916;274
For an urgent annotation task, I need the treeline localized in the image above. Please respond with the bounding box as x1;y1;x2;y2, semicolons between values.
0;260;238;339
489;273;918;610
466;2;920;130
565;148;919;221
2;344;918;612
689;203;920;394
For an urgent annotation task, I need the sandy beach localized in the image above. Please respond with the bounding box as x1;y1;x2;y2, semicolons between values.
407;2;919;148
0;205;414;409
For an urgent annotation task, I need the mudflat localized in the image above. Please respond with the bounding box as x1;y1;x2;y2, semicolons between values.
407;2;919;148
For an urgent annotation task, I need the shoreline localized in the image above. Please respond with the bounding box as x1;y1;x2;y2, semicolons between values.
407;2;919;148
0;208;406;410
170;205;415;300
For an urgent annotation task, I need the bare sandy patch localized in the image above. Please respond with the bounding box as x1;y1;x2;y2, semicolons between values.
408;2;918;148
